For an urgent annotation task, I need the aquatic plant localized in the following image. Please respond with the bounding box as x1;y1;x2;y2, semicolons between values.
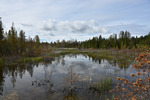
63;87;79;100
89;77;113;93
63;65;80;100
110;52;150;100
64;65;80;89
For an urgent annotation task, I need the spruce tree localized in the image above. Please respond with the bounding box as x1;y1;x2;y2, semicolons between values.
0;17;4;55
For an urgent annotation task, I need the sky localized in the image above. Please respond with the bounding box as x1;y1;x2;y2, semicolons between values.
0;0;150;42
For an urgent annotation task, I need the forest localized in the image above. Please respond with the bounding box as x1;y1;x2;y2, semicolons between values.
50;31;150;49
0;19;41;57
0;18;150;57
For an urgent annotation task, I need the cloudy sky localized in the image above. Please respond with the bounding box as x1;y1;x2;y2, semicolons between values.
0;0;150;42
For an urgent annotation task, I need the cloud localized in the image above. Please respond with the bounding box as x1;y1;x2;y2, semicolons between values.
41;20;57;31
21;23;33;27
107;24;149;35
0;0;150;42
50;33;55;36
41;19;109;34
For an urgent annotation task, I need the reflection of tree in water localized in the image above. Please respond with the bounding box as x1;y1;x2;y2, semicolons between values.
61;58;65;66
56;55;66;66
63;88;79;100
63;65;80;100
26;63;35;77
56;56;61;64
32;65;55;99
42;60;52;68
1;63;37;88
0;66;4;95
64;65;80;89
88;86;112;100
87;54;132;69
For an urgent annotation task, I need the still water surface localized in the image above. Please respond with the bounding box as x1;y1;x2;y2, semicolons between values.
0;54;136;100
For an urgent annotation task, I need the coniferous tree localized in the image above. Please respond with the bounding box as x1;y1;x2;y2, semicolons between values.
0;17;4;56
19;30;26;55
9;23;18;55
0;17;4;42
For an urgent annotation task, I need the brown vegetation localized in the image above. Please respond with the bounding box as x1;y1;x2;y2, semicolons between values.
110;52;150;99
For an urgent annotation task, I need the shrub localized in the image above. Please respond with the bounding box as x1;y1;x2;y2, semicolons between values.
90;77;113;93
110;52;150;100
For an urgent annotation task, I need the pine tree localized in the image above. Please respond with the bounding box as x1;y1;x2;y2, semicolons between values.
9;23;18;54
19;30;26;55
0;17;4;55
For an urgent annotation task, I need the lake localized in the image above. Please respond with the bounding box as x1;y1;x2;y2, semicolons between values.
0;54;137;100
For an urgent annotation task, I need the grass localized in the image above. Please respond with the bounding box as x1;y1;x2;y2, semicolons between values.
0;56;44;66
22;57;43;63
89;77;113;94
98;78;112;91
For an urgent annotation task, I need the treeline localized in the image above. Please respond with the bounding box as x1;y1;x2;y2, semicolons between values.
81;31;150;49
50;40;79;48
0;18;41;57
50;31;150;49
1;18;150;57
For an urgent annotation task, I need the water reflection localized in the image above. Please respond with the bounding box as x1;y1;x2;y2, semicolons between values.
87;54;131;68
0;54;135;100
63;88;79;100
0;66;4;95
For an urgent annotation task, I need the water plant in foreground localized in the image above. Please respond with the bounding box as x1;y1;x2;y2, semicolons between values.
110;52;150;100
89;77;113;94
63;65;80;100
64;65;80;89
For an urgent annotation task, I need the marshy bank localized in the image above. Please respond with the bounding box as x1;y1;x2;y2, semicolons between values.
0;56;55;66
0;48;140;67
0;48;145;100
50;48;141;68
